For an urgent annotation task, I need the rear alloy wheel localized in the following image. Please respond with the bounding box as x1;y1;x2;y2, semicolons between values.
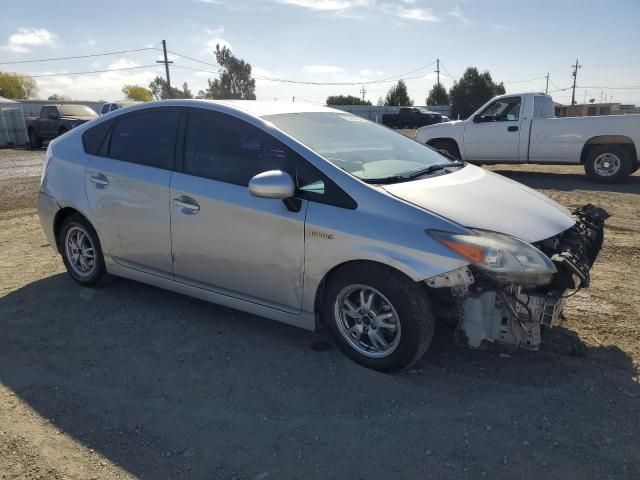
585;145;632;183
324;264;434;372
59;214;106;286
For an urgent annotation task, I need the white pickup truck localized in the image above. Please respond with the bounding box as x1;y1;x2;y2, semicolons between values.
416;92;640;182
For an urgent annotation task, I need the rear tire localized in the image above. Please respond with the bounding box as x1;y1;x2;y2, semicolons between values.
584;145;632;183
28;128;42;149
323;264;434;372
430;140;461;159
58;214;106;287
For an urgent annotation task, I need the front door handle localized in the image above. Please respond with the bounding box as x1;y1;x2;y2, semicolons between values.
89;173;109;186
174;197;200;214
508;126;519;132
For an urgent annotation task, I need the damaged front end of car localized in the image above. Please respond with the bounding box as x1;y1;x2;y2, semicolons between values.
426;205;609;350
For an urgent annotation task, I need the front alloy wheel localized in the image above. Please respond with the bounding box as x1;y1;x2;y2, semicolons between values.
335;285;401;358
324;264;434;372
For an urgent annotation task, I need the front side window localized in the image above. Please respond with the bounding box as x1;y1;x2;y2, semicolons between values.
264;112;457;182
477;97;521;122
184;110;291;186
108;109;179;169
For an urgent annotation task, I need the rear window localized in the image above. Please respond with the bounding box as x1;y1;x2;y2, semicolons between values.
108;109;179;169
82;118;115;156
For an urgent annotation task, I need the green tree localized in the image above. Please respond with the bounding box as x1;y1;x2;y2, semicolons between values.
148;77;194;100
449;67;505;119
47;94;72;101
0;71;38;99
122;85;153;102
326;94;371;105
384;79;413;106
197;44;256;100
426;83;449;106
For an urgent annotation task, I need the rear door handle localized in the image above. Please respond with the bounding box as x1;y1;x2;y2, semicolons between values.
89;173;109;186
508;126;519;132
174;197;200;214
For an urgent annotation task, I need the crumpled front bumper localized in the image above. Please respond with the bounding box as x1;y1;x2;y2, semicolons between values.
430;204;609;350
541;204;609;291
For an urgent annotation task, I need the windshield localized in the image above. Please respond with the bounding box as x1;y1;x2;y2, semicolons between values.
59;105;97;117
264;112;454;181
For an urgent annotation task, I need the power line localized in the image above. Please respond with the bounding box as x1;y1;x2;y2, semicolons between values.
0;64;160;79
0;47;160;65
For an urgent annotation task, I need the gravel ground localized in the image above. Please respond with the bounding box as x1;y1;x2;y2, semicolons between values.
0;148;639;479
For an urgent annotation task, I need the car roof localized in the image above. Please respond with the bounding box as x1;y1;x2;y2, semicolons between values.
132;99;339;118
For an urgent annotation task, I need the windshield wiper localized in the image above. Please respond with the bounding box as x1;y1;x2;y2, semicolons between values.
365;161;465;184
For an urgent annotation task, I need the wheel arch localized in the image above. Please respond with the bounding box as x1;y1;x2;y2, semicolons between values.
425;137;462;157
312;259;425;324
52;207;95;253
580;135;637;165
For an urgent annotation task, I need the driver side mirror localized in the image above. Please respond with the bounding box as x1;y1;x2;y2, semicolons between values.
472;115;484;123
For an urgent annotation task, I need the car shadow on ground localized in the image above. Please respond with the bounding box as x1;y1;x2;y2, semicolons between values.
490;168;640;194
1;273;638;479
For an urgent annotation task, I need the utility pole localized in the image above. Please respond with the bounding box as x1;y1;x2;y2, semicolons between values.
435;59;440;87
157;40;173;98
545;73;549;94
570;58;581;105
360;85;367;103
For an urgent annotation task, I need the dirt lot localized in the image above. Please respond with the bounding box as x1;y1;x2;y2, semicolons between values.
1;148;639;479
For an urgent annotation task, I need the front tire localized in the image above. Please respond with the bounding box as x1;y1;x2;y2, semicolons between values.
584;145;632;183
59;214;106;287
323;264;434;372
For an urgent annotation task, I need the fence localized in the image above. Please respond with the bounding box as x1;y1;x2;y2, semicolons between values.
330;104;453;122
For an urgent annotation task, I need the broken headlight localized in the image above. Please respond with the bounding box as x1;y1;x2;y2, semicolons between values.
428;229;557;285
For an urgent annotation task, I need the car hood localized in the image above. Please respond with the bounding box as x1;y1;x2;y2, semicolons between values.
382;164;575;243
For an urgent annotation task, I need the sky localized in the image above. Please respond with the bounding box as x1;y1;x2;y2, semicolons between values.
1;0;639;106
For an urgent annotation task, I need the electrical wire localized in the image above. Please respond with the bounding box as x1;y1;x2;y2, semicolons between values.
0;47;160;65
0;64;160;79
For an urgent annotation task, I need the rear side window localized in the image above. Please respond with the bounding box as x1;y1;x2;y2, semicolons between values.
83;118;115;155
108;109;180;169
184;109;290;185
100;104;110;115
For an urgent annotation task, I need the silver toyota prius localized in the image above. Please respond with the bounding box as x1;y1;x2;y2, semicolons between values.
37;100;607;371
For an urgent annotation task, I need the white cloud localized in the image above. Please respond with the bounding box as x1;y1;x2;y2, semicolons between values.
279;0;363;11
303;65;346;75
205;38;232;52
194;0;221;4
278;0;438;21
205;25;225;36
1;27;58;53
448;5;469;24
391;6;439;22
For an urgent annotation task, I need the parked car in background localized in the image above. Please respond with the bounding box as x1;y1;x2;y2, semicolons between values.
38;100;606;371
27;104;97;149
416;92;640;182
382;107;443;129
99;101;140;115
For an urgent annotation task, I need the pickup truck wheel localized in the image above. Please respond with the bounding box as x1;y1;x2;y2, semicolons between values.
430;140;461;159
28;129;42;149
585;145;632;183
324;264;434;372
